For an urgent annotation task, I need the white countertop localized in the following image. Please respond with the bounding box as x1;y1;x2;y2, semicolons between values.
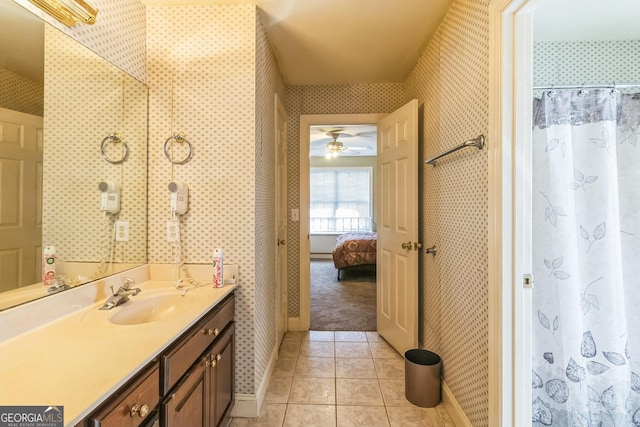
0;265;237;426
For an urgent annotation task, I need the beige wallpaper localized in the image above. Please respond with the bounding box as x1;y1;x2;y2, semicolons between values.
0;68;43;116
147;3;284;396
42;26;147;268
405;0;490;424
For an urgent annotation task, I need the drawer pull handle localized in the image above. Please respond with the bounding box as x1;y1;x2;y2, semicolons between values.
206;353;222;368
206;328;220;336
130;403;150;418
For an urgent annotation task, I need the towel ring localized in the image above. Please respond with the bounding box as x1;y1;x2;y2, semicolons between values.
164;133;193;165
100;133;129;164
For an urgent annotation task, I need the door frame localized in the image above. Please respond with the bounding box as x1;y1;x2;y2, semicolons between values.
488;0;537;425
294;113;385;331
274;94;288;347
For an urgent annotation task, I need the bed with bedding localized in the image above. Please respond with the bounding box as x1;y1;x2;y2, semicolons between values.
332;231;377;280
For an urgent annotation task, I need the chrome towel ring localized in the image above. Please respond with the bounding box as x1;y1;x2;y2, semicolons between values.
164;133;193;165
100;133;129;164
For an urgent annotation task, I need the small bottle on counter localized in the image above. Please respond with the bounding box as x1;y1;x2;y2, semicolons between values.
213;248;224;288
43;245;56;286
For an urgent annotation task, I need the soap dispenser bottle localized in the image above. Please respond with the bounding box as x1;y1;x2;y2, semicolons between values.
213;248;224;288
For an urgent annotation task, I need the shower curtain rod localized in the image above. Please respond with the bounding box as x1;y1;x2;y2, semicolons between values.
533;83;640;91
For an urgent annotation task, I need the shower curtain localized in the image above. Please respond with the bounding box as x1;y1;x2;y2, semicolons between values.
531;89;640;426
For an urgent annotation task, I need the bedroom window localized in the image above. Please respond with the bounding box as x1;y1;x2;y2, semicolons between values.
310;167;373;233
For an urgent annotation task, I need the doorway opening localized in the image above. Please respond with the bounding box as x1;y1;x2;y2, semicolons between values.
297;113;384;332
308;124;378;331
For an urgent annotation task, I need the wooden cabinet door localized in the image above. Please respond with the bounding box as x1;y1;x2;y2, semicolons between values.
209;323;234;427
163;354;208;427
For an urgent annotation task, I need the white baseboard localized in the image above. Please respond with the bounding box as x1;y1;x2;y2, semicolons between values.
288;317;307;331
230;394;258;418
231;344;278;418
441;380;472;427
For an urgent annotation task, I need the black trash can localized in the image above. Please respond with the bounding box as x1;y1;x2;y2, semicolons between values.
404;349;442;407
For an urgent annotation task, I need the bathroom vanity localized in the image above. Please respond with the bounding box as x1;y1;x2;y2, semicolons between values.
0;266;236;427
79;293;234;427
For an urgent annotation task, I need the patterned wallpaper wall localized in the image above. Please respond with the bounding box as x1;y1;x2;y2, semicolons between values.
285;84;405;316
42;26;147;267
533;40;640;89
13;0;146;82
0;68;43;116
405;0;490;425
147;4;280;396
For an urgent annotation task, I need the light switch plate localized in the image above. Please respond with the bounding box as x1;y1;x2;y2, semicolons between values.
291;208;299;222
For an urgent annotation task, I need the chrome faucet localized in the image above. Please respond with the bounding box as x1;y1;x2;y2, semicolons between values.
99;277;141;310
47;277;70;294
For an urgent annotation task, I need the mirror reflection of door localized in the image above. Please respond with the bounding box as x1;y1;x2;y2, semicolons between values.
308;123;378;331
0;108;43;291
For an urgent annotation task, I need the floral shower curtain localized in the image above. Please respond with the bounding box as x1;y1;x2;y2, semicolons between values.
531;89;640;426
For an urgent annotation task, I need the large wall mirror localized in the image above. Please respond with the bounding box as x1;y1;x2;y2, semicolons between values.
0;1;148;310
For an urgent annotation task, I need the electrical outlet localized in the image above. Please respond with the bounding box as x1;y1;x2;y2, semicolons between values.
166;221;180;242
115;220;129;242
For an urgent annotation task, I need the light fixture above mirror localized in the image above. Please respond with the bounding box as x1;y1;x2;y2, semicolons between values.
27;0;97;26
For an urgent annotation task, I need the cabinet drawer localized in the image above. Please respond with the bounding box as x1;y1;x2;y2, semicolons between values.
87;363;159;427
161;294;234;394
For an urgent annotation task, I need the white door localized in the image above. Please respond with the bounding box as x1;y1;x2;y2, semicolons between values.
0;107;43;291
275;95;288;346
376;99;419;355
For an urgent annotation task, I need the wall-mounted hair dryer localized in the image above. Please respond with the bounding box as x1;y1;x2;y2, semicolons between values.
98;180;120;214
168;181;189;215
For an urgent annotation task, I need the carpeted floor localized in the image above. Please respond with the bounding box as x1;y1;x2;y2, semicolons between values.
310;259;376;331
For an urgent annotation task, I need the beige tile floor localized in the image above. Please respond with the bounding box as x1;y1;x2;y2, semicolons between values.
231;331;454;427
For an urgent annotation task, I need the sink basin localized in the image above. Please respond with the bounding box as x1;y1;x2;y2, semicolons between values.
108;294;186;325
81;292;189;326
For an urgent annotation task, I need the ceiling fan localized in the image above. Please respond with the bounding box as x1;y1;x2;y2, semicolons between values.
325;132;349;158
310;130;374;158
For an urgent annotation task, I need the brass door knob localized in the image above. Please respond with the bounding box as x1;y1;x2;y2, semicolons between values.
277;238;286;246
401;241;412;250
205;328;220;336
